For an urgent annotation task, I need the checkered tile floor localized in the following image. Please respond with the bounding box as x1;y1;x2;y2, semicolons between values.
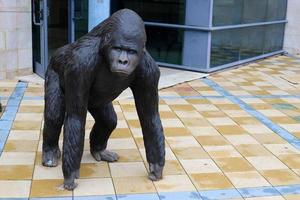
0;55;300;199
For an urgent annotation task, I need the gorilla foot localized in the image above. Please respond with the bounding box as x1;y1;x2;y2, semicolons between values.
63;171;78;190
91;149;119;162
42;148;61;167
148;163;163;181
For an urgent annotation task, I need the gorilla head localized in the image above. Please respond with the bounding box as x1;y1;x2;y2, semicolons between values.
103;9;147;76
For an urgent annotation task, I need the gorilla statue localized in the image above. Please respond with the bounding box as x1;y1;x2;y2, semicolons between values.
42;9;165;190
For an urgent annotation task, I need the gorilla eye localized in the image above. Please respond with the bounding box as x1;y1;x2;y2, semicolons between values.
113;47;122;52
128;50;137;54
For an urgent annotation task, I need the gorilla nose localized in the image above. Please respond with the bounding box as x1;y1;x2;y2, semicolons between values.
118;59;128;65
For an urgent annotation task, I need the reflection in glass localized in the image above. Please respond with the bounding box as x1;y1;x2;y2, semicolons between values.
213;0;243;26
211;29;240;67
145;27;183;65
240;26;264;59
47;0;68;60
110;0;185;24
264;24;285;53
75;0;88;40
211;24;285;67
213;0;287;26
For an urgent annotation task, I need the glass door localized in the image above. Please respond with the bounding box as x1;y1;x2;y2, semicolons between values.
47;0;69;62
32;0;88;78
32;0;47;77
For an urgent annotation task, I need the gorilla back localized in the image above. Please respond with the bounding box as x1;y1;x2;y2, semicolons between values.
42;9;165;190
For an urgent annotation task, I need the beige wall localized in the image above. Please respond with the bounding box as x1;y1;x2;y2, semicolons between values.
0;0;32;80
284;0;300;55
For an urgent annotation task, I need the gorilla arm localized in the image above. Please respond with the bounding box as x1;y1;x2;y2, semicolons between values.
130;51;165;181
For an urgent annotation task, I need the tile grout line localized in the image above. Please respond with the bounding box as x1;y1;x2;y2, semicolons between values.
0;81;28;157
202;78;300;150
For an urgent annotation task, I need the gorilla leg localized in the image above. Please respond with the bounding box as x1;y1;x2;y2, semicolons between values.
42;68;65;167
89;103;119;162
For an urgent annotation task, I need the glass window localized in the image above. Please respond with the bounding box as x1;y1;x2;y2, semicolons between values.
211;29;240;67
110;0;185;24
210;24;284;67
240;26;264;59
145;27;183;65
267;0;287;21
213;0;243;26
242;0;268;24
264;24;285;53
213;0;287;26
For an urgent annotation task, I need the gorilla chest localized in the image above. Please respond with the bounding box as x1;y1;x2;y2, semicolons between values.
89;73;133;105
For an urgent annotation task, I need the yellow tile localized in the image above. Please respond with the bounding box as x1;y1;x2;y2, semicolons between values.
170;104;195;111
252;134;287;144
215;125;247;135
215;157;255;172
236;144;272;157
164;127;191;137
30;179;72;198
270;117;297;124
278;154;300;169
159;111;178;119
0;180;31;198
216;104;241;110
232;117;261;125
225;171;270;188
284;195;300;200
109;162;147;177
173;147;209;159
112;149;142;162
190;173;234;190
4;140;38;152
0;165;33;180
261;169;300;186
186;99;210;104
110;128;132;138
204;145;241;158
12;121;41;130
113;176;156;194
201;111;227;118
180;159;221;173
74;178;115;196
154;175;196;192
180;117;211;127
164;160;186;175
196;135;230;146
80;163;110;178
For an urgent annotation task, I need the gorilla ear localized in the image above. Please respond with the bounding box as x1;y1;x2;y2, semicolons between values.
104;34;111;44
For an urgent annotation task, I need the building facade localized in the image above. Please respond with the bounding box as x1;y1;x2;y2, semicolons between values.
0;0;296;80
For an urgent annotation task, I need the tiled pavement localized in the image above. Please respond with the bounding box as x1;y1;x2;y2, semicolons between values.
0;55;300;200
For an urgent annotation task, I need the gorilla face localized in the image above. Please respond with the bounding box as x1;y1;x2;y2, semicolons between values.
108;34;143;77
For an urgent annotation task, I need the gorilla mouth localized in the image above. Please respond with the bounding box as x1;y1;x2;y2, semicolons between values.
111;70;130;76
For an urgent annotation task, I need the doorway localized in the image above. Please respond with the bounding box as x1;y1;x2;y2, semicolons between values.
32;0;88;78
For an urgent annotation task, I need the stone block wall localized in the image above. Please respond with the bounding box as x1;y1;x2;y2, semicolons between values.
284;0;300;55
0;0;33;80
